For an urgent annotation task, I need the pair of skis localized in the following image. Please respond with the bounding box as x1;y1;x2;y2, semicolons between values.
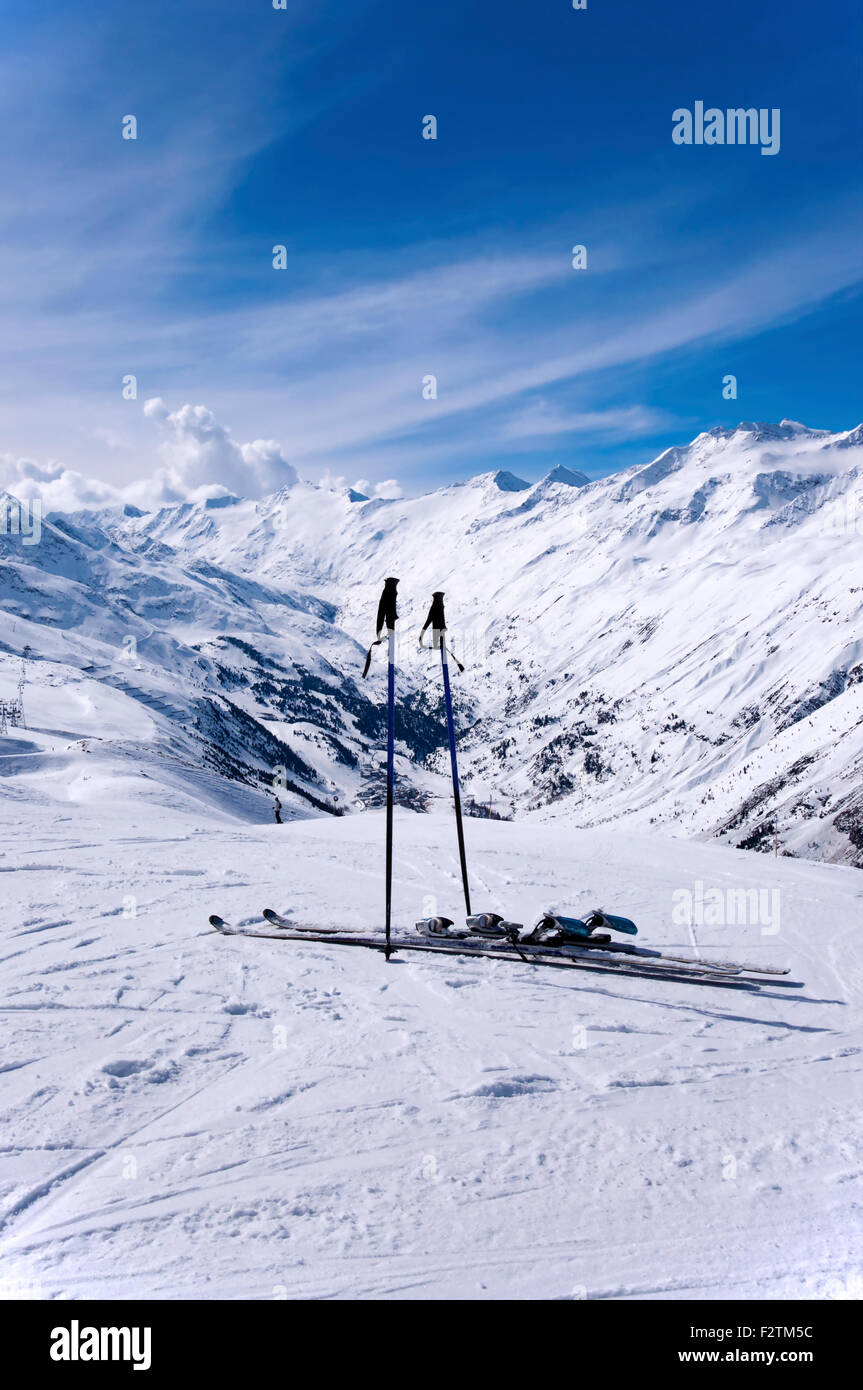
362;580;470;960
207;911;793;990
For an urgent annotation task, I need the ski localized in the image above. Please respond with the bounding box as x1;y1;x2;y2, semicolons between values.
533;935;737;974
535;933;787;977
211;913;364;937
416;913;781;978
207;916;760;989
262;908;346;934
215;913;789;980
573;936;790;977
524;913;790;977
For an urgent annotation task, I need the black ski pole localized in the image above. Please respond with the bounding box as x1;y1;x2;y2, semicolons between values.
362;577;399;960
420;591;470;916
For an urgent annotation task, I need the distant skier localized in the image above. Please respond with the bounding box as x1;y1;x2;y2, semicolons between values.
273;795;283;825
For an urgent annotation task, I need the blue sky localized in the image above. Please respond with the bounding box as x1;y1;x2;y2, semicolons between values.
0;0;861;504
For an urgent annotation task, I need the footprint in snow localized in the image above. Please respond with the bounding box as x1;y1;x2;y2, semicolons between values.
101;1059;150;1078
99;1058;180;1086
222;999;268;1017
463;1074;558;1099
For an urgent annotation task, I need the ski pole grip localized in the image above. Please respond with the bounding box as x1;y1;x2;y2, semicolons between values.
377;576;399;635
362;577;399;677
420;590;446;640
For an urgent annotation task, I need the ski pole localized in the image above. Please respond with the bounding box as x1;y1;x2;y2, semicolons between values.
385;624;395;961
362;577;399;960
420;591;470;916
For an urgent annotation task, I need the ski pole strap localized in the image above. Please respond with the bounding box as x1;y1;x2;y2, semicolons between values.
419;591;465;671
361;577;399;678
446;642;465;674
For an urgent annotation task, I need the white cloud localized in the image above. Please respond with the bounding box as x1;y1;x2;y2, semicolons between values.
143;399;298;499
320;469;403;500
0;454;120;513
364;478;402;500
0;401;300;514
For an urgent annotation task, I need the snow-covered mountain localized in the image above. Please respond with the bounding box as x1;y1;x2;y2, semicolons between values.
0;505;439;824
2;420;862;865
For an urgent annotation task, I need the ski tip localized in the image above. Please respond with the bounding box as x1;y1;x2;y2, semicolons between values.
263;908;308;929
209;915;228;930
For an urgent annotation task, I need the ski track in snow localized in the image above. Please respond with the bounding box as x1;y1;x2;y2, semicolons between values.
0;803;860;1300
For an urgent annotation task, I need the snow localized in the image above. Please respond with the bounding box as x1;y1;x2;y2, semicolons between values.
543;464;590;487
31;417;857;866
1;419;862;1300
0;802;860;1300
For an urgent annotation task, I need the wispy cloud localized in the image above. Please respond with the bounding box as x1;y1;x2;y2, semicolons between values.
0;6;860;494
496;402;677;442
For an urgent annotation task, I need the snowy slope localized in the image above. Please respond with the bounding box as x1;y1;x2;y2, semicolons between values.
86;420;863;866
0;506;442;822
0;802;860;1300
1;419;861;863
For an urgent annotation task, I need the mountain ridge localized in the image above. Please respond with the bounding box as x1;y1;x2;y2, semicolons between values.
3;421;862;865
